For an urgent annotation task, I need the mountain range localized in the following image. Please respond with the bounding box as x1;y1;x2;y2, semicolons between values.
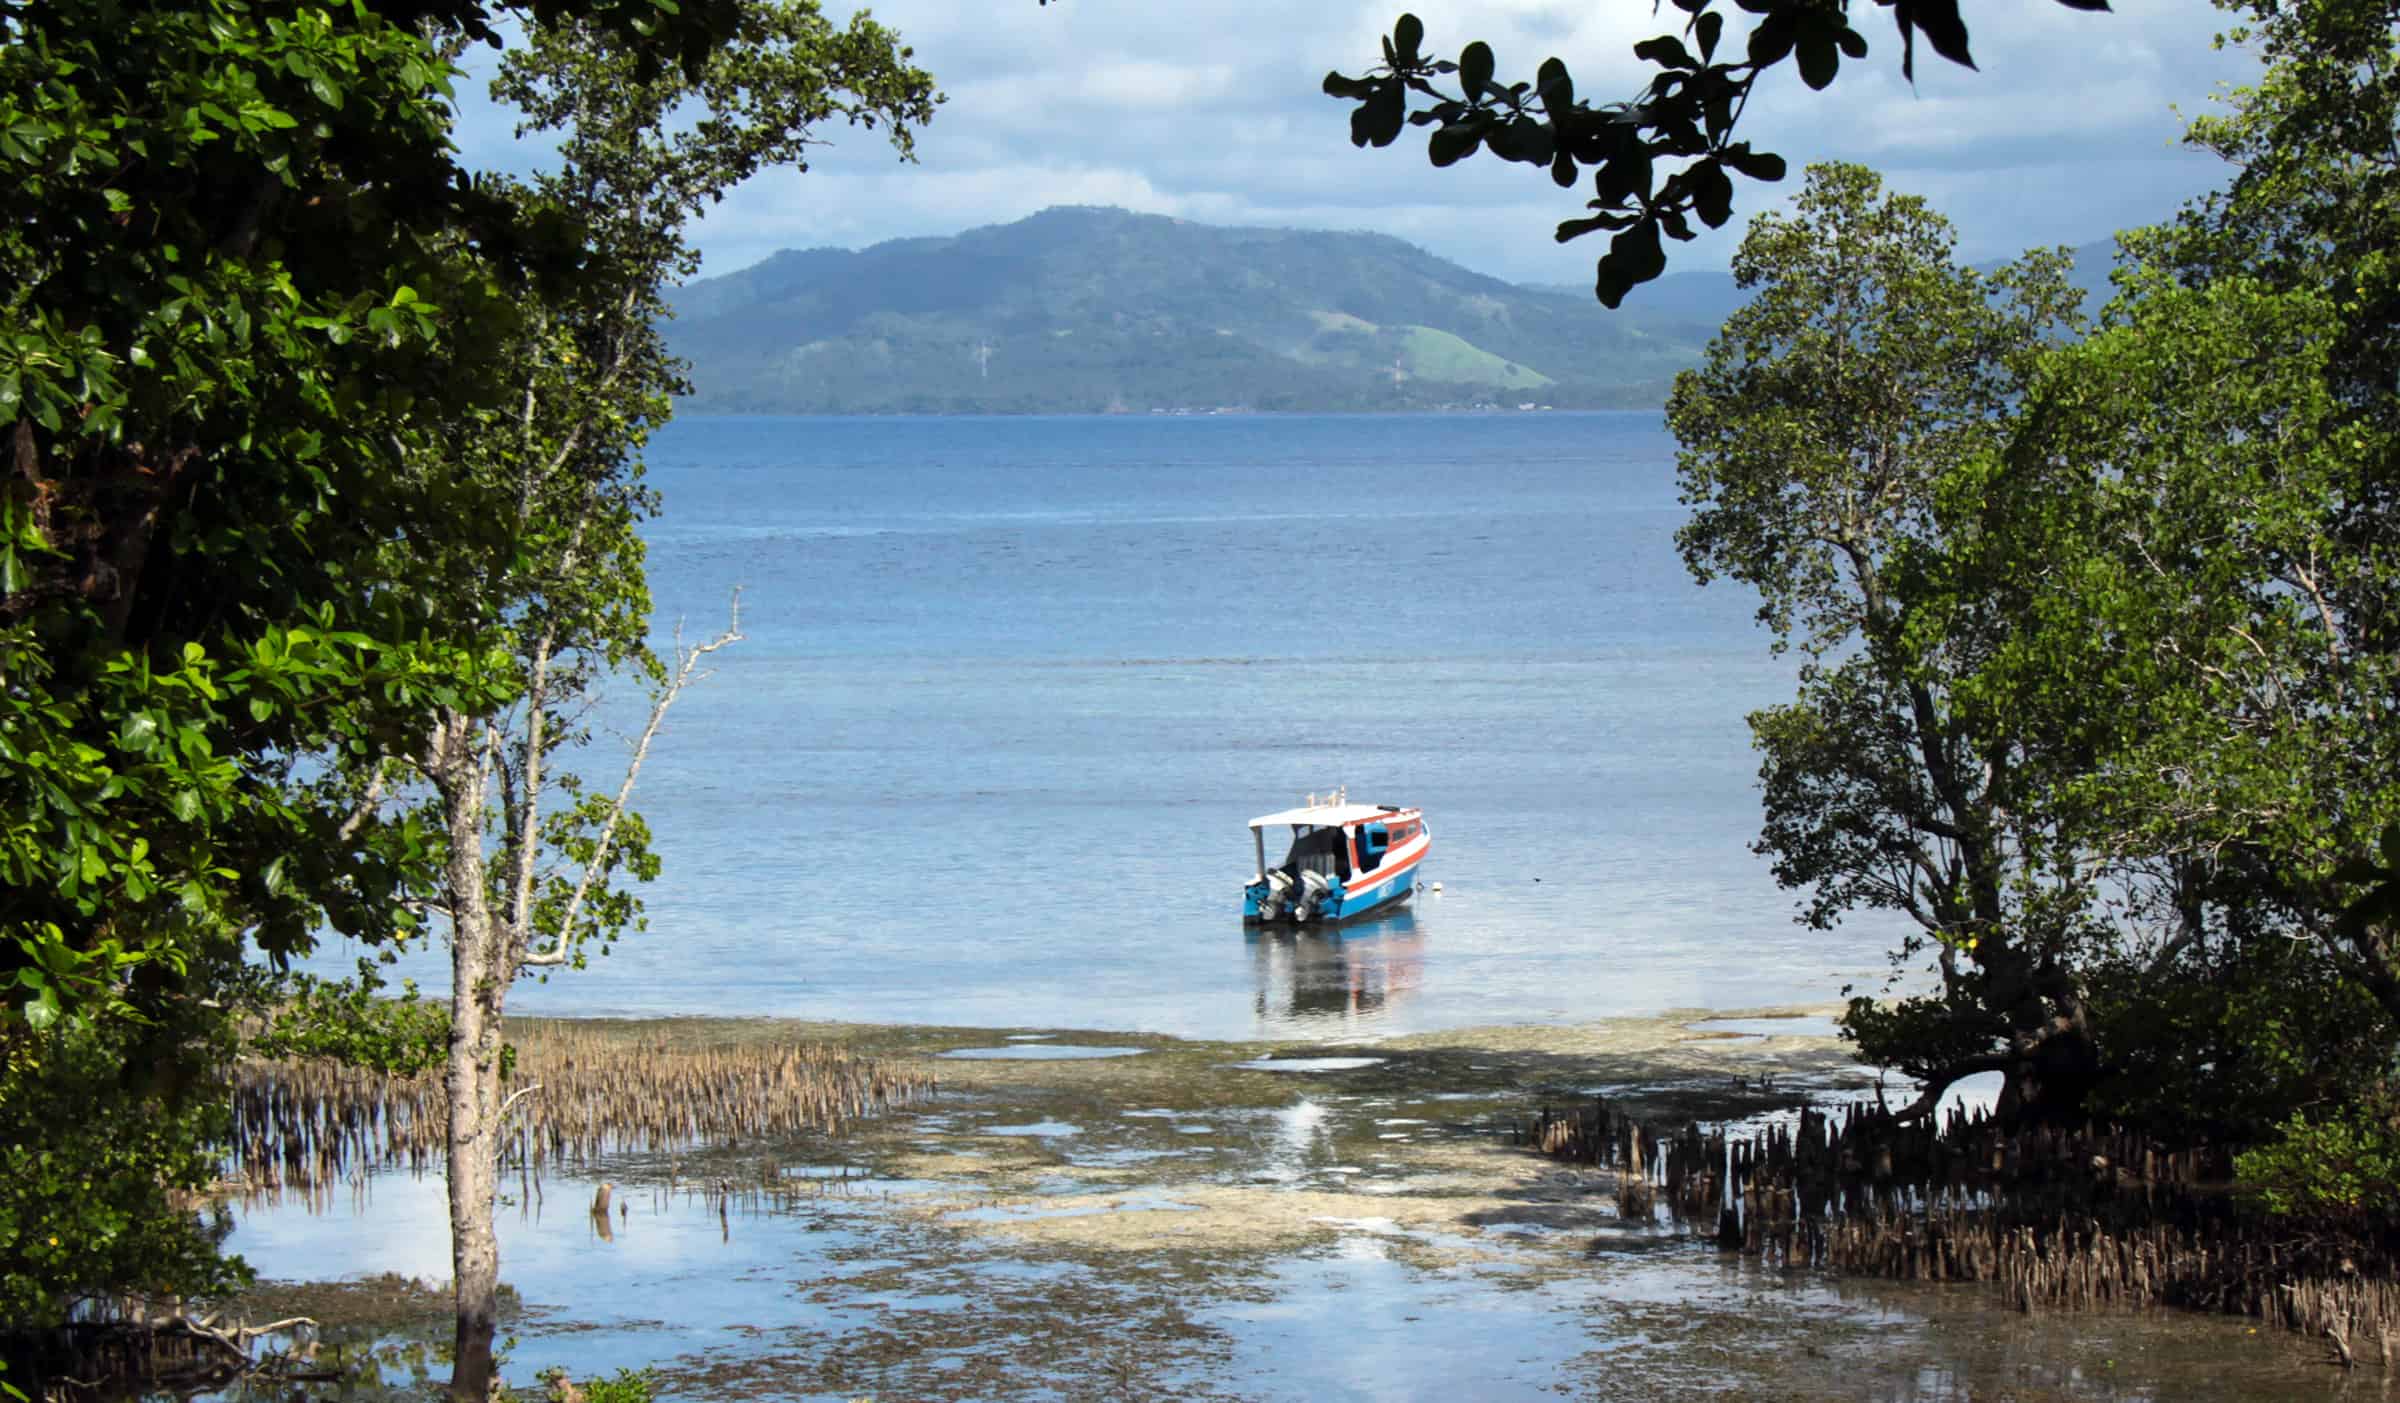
665;206;2112;415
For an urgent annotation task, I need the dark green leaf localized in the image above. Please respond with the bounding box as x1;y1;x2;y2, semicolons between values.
1459;41;1494;100
1747;12;1795;68
118;714;158;751
1428;122;1480;166
1354;80;1407;147
1487;117;1553;163
1556;213;1626;242
1795;30;1840;89
1721;144;1787;181
1896;0;1977;72
1691;160;1735;227
1597;143;1655;206
1596;217;1666;307
1633;36;1697;71
1535;56;1574;114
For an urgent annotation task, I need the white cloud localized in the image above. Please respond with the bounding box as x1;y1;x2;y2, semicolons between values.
449;0;2260;289
1075;59;1240;108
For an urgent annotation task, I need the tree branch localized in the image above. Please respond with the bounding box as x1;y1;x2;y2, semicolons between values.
507;621;559;943
335;763;388;844
1888;1052;2013;1123
522;590;743;967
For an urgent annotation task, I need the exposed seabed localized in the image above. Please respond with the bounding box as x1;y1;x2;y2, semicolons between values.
204;1012;2355;1402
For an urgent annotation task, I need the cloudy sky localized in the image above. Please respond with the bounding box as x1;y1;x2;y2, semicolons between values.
455;1;2258;289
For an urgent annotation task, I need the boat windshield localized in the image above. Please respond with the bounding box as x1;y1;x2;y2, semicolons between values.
1277;825;1352;881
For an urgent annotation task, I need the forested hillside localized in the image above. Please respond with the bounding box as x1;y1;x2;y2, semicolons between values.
668;207;2115;413
666;206;1728;412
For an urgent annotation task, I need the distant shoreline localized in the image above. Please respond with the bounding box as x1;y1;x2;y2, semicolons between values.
664;403;1672;419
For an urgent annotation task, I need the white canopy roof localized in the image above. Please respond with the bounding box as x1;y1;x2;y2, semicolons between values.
1247;802;1400;830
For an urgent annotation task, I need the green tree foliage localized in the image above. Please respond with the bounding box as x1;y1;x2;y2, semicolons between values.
248;974;451;1076
1668;162;2096;1121
1319;0;2109;305
0;1007;243;1329
2172;0;2396;427
0;0;503;1037
1987;0;2400;1192
1673;0;2400;1158
1996;261;2398;1016
356;10;933;1394
2153;0;2400;985
0;0;772;1037
2236;1094;2400;1221
0;0;845;1351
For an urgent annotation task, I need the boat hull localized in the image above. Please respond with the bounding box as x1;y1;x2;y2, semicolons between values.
1244;864;1421;925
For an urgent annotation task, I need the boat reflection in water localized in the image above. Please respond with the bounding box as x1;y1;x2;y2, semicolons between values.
1247;909;1426;1037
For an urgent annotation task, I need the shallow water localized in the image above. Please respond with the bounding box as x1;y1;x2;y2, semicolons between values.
304;413;1907;1039
1229;1057;1389;1073
939;1044;1148;1060
200;1021;2294;1400
214;1069;2350;1403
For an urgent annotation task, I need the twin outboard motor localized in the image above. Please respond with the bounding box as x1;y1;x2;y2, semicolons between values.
1255;867;1333;922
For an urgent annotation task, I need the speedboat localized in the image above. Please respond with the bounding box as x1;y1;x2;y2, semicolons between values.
1243;788;1430;924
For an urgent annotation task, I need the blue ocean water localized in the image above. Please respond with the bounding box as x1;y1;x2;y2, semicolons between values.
345;413;1901;1039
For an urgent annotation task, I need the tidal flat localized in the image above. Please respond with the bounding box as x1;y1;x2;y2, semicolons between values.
217;1012;2352;1402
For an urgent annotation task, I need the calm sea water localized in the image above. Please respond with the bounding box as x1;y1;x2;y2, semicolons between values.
337;413;1900;1039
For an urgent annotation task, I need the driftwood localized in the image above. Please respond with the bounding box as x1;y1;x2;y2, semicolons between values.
7;1305;321;1398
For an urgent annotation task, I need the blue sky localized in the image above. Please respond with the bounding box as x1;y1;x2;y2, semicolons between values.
451;1;2258;288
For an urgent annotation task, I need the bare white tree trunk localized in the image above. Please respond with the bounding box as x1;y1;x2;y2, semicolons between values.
430;712;507;1400
424;605;739;1401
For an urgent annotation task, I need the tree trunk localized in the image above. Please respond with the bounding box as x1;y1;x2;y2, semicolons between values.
1980;939;2103;1127
434;715;507;1402
446;937;503;1399
1995;1003;2103;1127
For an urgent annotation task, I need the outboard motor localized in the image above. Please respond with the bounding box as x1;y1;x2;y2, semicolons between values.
1293;869;1332;921
1257;869;1296;921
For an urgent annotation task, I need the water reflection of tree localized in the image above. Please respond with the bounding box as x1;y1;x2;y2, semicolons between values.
1250;919;1427;1034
